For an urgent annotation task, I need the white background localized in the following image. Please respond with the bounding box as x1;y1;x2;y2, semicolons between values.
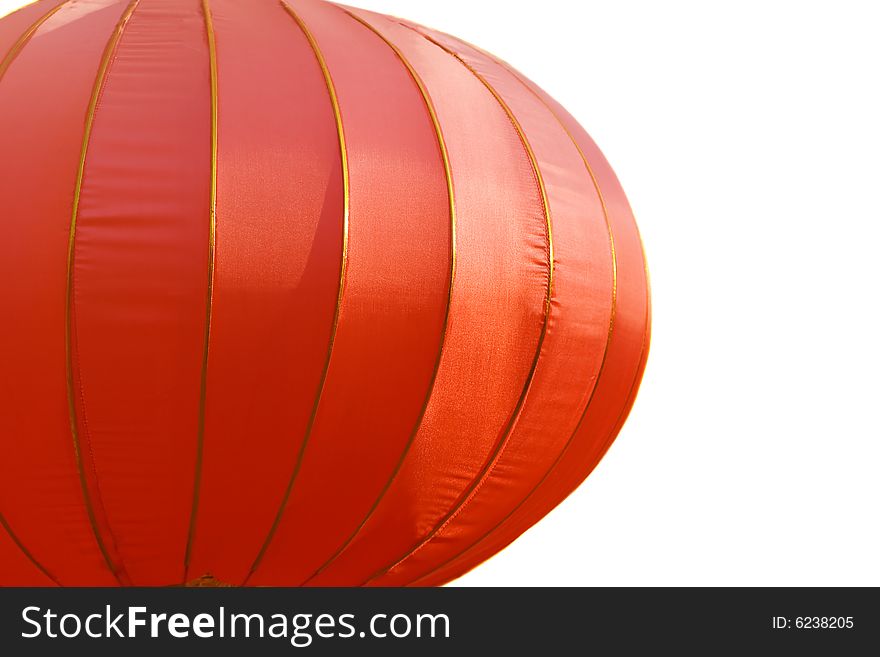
2;0;878;587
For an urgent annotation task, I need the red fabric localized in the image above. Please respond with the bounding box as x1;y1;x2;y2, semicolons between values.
72;0;213;585
400;49;653;587
0;0;70;589
0;0;135;587
359;24;617;587
185;0;345;587
0;0;649;587
0;0;64;63
245;0;452;587
0;516;57;586
301;5;551;587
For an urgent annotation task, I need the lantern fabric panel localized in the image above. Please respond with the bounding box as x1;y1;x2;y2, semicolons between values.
71;0;214;587
0;0;649;587
0;0;137;587
185;0;348;588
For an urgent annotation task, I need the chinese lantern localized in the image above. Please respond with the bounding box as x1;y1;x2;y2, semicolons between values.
0;0;649;587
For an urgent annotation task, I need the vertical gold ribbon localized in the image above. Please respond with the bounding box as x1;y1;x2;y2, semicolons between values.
182;0;220;582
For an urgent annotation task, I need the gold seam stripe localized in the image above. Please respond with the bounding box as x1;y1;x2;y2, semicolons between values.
298;6;458;586
0;0;73;586
362;27;556;586
0;513;62;586
0;0;68;80
404;44;653;588
182;0;219;581
66;0;141;587
242;0;351;585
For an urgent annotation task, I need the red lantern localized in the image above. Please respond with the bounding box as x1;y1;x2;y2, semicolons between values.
0;0;649;587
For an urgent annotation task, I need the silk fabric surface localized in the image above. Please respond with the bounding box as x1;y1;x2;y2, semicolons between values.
0;0;649;586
